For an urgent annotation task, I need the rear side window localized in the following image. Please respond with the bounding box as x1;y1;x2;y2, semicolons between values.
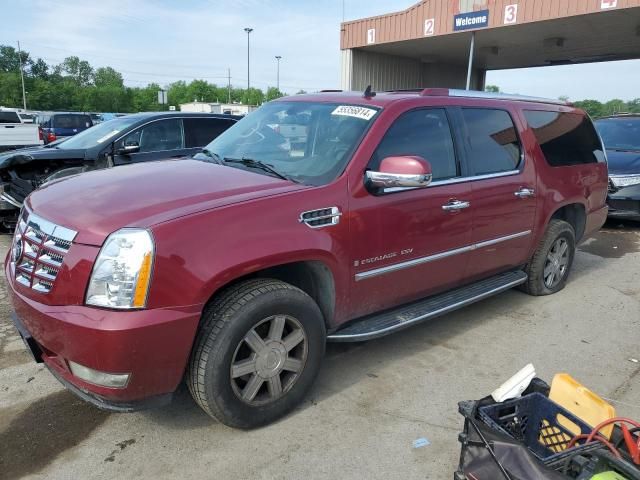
524;110;605;166
461;108;521;175
184;118;235;148
53;114;92;129
0;111;21;123
370;108;458;181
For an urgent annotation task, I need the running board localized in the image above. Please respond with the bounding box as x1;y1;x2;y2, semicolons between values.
327;270;527;342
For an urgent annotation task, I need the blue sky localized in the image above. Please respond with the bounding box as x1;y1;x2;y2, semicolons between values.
2;0;638;101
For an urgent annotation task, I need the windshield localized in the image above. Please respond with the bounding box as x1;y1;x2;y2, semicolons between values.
595;117;640;151
197;101;380;185
57;116;140;150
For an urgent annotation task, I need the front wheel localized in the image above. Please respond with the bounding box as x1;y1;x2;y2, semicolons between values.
521;219;576;296
187;279;325;428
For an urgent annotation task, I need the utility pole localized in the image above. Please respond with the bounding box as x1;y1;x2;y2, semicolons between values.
244;28;253;92
227;68;231;103
275;56;282;92
16;41;27;110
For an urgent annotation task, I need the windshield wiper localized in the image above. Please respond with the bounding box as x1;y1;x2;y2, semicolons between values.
223;157;296;182
200;149;223;164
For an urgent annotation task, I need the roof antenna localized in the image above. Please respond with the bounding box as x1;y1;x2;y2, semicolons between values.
363;85;376;98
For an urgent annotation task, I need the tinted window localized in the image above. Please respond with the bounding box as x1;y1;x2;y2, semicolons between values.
595;117;640;152
53;114;92;129
462;109;521;175
184;118;235;148
121;119;183;152
524;110;605;166
0;111;21;123
370;109;458;181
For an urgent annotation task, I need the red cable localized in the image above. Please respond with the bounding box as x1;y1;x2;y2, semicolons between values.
567;417;640;460
566;434;622;458
585;417;640;443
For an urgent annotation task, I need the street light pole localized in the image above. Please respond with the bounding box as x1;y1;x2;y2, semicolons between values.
275;56;282;92
244;28;253;92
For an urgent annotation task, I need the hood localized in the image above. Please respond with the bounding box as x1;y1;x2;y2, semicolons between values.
27;159;306;245
606;149;640;176
0;145;86;169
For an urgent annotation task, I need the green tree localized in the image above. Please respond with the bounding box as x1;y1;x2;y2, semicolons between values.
572;100;604;118
57;56;94;86
167;80;190;106
30;58;49;79
604;99;627;116
93;67;123;88
627;99;640;113
485;85;500;93
265;87;284;101
132;83;162;112
296;89;307;95
0;45;30;73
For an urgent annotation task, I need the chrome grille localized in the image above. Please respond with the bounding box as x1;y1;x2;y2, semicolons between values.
608;178;617;194
11;210;77;294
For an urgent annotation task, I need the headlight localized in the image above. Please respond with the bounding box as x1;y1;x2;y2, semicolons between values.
610;175;640;188
86;229;154;309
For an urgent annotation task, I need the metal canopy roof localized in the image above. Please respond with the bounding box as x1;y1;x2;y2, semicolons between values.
341;1;640;70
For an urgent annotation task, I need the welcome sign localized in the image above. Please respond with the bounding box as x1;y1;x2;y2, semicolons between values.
453;9;490;31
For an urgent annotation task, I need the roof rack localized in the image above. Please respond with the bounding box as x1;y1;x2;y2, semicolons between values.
419;88;569;106
319;89;343;93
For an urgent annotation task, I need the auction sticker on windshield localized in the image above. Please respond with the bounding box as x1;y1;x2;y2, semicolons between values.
331;106;377;121
96;130;120;143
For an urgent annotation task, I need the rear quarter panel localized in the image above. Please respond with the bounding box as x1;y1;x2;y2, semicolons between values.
514;105;608;245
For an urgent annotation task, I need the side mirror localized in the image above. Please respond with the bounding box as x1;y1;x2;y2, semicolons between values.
365;155;433;191
117;141;140;155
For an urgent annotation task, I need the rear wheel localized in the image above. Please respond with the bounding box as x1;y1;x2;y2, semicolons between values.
521;219;576;296
187;279;325;428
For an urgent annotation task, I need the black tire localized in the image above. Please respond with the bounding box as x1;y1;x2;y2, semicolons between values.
521;219;576;296
187;278;325;429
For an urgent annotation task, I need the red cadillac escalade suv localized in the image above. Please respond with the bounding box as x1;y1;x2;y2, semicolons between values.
6;89;608;428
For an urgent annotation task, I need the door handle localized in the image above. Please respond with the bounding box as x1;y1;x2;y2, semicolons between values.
514;187;535;198
442;199;470;211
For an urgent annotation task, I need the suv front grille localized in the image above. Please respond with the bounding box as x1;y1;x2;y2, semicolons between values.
11;210;77;294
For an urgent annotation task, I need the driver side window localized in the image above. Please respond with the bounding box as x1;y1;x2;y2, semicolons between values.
370;108;459;181
121;119;184;153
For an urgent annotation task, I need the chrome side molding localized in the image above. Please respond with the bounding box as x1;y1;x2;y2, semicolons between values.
355;230;531;281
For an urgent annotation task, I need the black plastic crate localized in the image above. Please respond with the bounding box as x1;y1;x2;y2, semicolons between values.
478;392;594;462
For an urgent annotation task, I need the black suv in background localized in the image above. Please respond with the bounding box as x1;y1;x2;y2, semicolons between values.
0;112;239;227
595;114;640;221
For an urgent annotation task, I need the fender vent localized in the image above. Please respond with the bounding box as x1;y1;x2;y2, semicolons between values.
299;207;341;229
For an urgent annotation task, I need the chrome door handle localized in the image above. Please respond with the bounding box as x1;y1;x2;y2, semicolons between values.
442;199;470;211
514;187;535;198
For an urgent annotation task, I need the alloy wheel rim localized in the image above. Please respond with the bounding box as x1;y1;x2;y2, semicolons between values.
230;315;308;406
543;237;569;288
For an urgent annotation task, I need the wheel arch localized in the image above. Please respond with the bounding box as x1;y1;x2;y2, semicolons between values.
549;202;586;242
202;259;337;329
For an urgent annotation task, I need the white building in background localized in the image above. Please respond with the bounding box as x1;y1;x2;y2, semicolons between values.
179;102;258;116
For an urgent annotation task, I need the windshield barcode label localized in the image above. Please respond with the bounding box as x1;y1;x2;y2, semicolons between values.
331;106;377;121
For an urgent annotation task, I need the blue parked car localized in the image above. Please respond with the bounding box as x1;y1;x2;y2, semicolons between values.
595;114;640;221
37;112;93;144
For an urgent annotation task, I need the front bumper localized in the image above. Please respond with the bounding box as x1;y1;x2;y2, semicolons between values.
607;184;640;220
6;261;202;410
